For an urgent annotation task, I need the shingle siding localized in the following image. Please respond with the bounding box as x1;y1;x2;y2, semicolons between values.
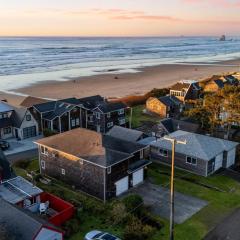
150;146;207;176
39;148;105;200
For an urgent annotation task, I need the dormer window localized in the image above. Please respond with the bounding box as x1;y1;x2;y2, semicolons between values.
118;109;124;115
26;115;31;121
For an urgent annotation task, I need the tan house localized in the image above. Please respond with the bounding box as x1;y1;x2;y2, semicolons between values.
170;80;201;102
146;95;182;118
203;79;225;93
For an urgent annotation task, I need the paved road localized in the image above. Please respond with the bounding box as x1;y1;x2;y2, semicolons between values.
6;149;38;163
204;208;240;240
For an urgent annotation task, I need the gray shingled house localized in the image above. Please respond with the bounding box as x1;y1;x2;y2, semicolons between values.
35;128;151;201
150;130;238;176
32;95;129;134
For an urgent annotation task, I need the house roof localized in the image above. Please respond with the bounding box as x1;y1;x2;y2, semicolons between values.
20;96;49;108
33;101;56;113
171;80;200;92
42;102;75;121
160;118;200;134
95;101;127;113
151;130;239;161
0;101;13;113
0;176;43;204
158;95;181;107
36;128;146;167
213;79;225;88
78;95;104;109
0;150;12;180
11;107;28;128
107;126;144;142
0;198;61;240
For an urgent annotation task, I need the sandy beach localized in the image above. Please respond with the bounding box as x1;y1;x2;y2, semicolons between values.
1;60;240;106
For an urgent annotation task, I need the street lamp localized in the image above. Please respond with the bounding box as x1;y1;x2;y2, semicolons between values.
163;136;187;240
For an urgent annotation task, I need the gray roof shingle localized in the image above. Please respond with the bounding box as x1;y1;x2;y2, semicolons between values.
151;130;238;161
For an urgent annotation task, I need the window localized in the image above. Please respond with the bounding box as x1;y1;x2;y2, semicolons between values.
140;150;144;159
107;122;113;128
3;127;11;135
71;119;76;127
118;109;124;115
0;114;2;119
41;160;45;169
107;112;111;118
96;112;101;119
41;146;48;155
159;149;168;157
88;115;94;122
119;118;126;125
76;118;80;126
61;168;65;175
3;113;8;118
107;167;111;174
186;156;197;165
26;115;31;121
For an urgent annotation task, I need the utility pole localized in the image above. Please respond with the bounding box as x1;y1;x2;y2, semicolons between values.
164;136;186;240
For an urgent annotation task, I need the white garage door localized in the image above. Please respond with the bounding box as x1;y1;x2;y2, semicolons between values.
115;176;129;196
215;153;223;171
227;148;236;168
133;168;144;186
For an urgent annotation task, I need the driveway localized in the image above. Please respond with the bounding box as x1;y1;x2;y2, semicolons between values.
130;182;208;224
4;136;42;162
204;208;240;240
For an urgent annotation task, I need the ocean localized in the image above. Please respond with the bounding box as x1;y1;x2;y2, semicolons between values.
0;36;240;92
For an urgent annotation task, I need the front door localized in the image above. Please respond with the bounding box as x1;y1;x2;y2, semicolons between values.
15;129;19;139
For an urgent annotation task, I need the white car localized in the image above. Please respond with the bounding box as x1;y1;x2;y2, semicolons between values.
84;230;121;240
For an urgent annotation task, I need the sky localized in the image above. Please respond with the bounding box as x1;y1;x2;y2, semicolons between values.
0;0;240;36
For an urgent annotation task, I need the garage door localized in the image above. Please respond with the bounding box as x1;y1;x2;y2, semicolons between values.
133;168;144;186
115;176;129;196
227;148;236;168
23;126;37;139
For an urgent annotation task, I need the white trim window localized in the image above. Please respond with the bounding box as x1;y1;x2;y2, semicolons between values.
159;148;168;157
107;167;111;174
107;122;113;128
186;156;197;165
118;109;124;115
41;146;48;156
119;118;126;125
61;168;65;175
41;160;45;169
107;112;111;118
71;119;76;127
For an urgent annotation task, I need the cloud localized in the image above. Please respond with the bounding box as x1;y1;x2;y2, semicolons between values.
182;0;240;8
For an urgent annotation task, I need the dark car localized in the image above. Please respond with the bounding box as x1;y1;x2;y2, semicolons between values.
0;140;10;151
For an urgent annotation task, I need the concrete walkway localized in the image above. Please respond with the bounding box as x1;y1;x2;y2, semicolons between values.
130;182;208;224
4;136;42;160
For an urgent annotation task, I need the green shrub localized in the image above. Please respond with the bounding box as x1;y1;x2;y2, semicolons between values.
110;202;127;225
43;128;58;137
122;194;143;213
123;215;154;240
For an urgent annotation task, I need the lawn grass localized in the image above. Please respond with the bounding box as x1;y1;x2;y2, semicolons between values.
149;163;240;240
12;159;240;240
131;105;159;128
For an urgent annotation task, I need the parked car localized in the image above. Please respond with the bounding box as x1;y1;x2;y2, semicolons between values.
0;140;10;151
84;230;121;240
